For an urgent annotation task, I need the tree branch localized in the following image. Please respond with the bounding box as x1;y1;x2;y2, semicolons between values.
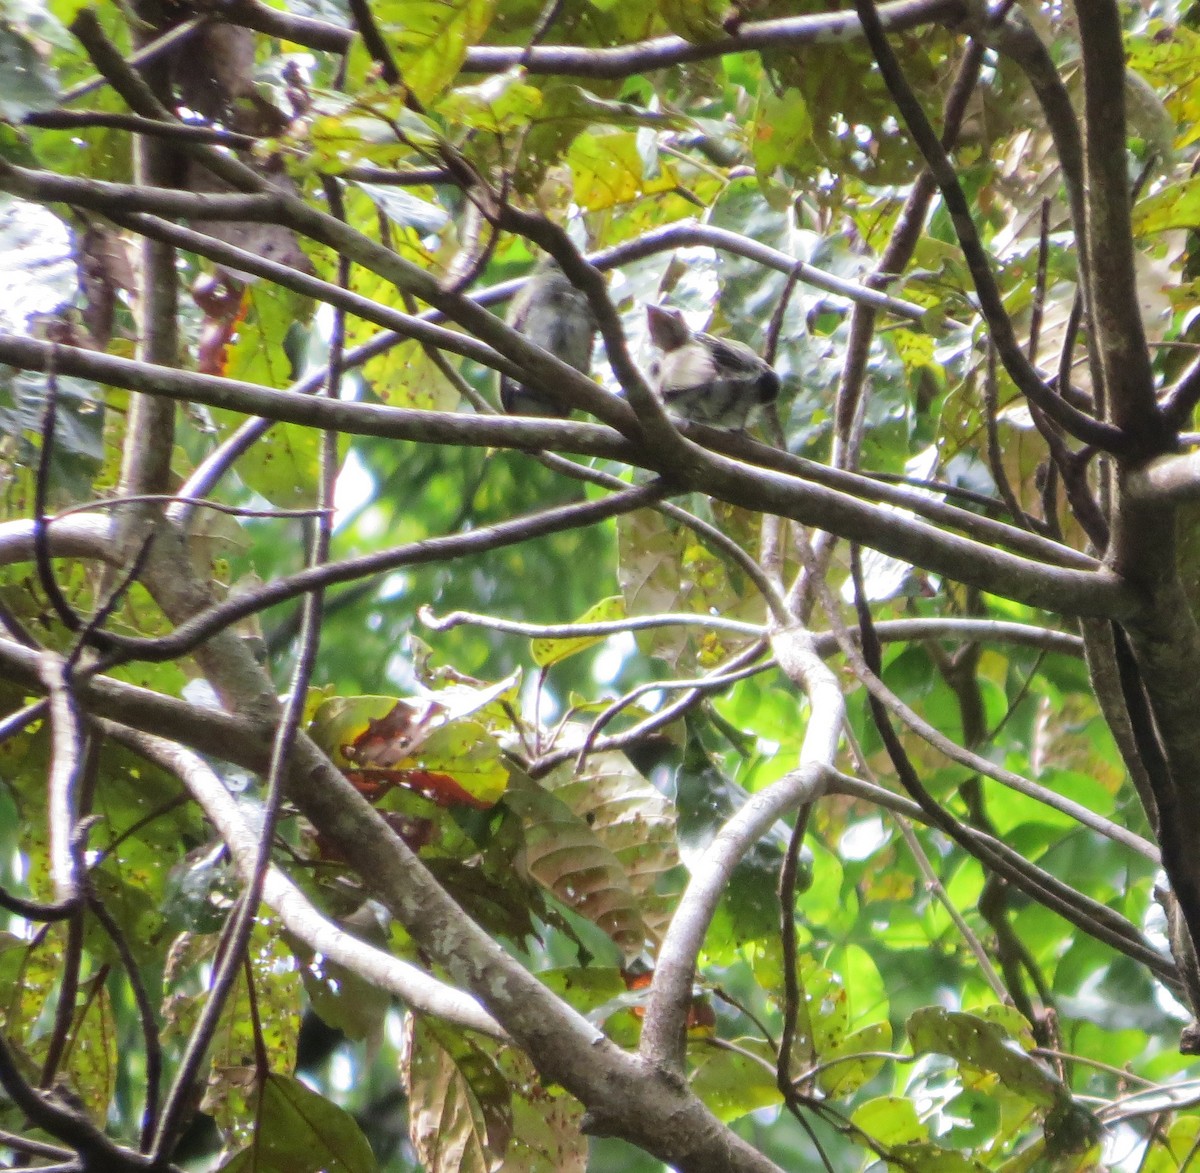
23;109;254;147
0;337;1141;622
101;484;669;664
0;329;1106;557
832;37;983;467
201;0;965;77
983;7;1107;405
1124;451;1200;505
640;623;842;1072
127;523;786;1173
111;723;504;1035
822;769;1174;981
590;221;939;324
118;54;177;503
0;1028;170;1173
1071;0;1162;445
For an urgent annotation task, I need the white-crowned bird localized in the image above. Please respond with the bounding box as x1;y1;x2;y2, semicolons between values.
646;304;779;430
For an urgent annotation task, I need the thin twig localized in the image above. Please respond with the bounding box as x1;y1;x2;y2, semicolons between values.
56;495;332;523
776;804;812;1096
574;661;767;771
529;641;769;776
150;178;346;1164
93;484;672;667
983;339;1035;531
345;0;401;84
843;546;1168;974
0;698;49;745
24;109;254;148
86;890;162;1144
423;606;764;640
0;1028;158;1170
1028;199;1051;363
34;352;86;637
58;16;208;105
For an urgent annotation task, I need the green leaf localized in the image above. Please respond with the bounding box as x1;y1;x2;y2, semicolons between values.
688;1038;781;1122
751;89;813;178
851;1095;927;1146
352;181;450;234
0;22;58;119
617;506;762;671
219;1074;375;1173
906;1007;1069;1110
815;1021;893;1097
886;1144;989;1172
379;0;500;106
437;69;544;133
657;0;726;40
1134;176;1200;234
531;595;625;667
568;131;679;211
310;694;510;807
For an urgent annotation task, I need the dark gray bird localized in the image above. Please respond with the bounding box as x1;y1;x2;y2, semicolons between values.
499;259;597;417
646;304;779;430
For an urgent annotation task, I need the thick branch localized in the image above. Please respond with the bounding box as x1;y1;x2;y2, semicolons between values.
641;624;843;1071
4;316;1100;581
24;487;649;663
0;624;1076;799
110;726;504;1038
0;159;637;432
0;335;1140;622
125;531;784;1173
0;332;628;458
1124;451;1200;505
203;0;965;76
120;83;177;500
1071;0;1161;443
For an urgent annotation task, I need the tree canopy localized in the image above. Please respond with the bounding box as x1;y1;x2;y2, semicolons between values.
2;0;1200;1170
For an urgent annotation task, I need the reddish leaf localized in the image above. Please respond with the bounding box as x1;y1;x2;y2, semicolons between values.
343;699;447;768
193;274;247;377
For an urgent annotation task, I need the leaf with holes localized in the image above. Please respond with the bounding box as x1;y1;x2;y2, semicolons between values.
532;595;625;667
540;751;684;947
219;1073;374;1173
504;774;648;957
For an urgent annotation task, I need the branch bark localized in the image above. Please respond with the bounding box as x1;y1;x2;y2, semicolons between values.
109;725;505;1038
198;0;965;76
640;623;843;1072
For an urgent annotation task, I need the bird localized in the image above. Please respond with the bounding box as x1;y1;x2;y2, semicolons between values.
499;259;597;417
645;304;779;430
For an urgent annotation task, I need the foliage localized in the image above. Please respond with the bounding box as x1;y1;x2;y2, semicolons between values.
0;1;1199;1172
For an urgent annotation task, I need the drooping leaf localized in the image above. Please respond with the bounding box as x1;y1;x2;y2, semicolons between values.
219;1074;375;1173
906;1007;1071;1111
503;772;649;957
